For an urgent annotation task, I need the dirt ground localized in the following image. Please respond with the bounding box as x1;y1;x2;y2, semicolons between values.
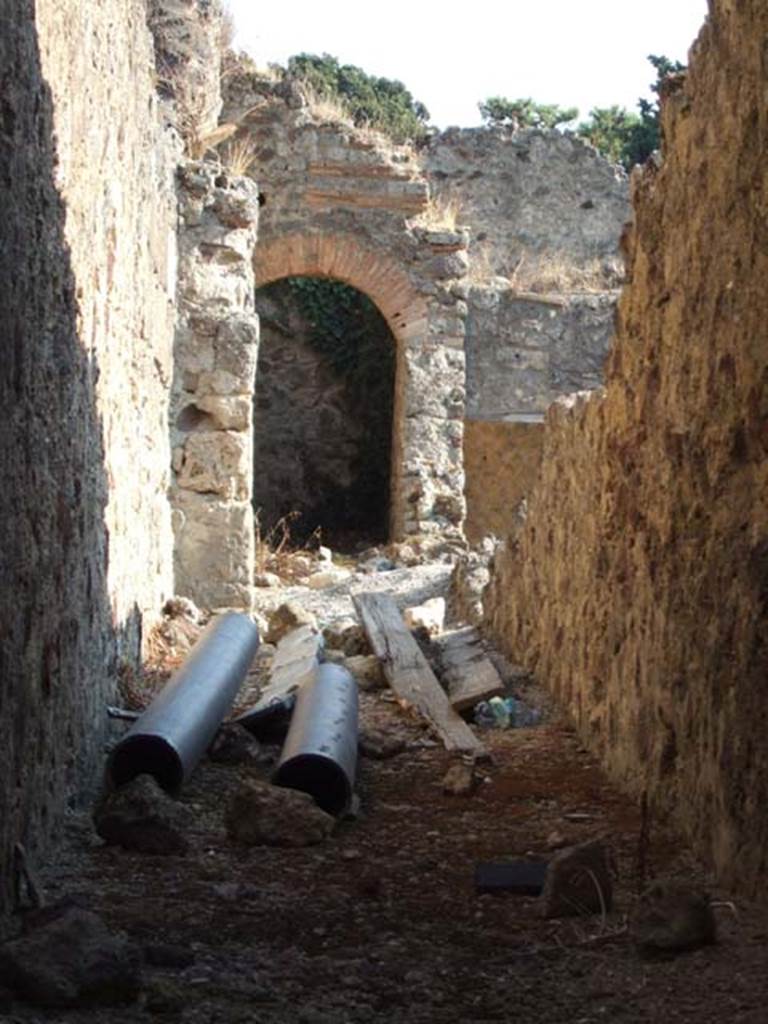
6;676;768;1024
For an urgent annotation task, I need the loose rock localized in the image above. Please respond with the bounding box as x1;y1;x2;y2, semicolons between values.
442;760;476;796
226;779;334;846
265;602;318;644
162;596;202;622
307;568;352;590
208;724;261;765
359;728;406;760
539;840;614;918
322;618;369;656
449;547;493;625
0;902;141;1008
346;654;386;691
403;597;446;636
94;775;190;855
631;880;717;955
254;571;281;588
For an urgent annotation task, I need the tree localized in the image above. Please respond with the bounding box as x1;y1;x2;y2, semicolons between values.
478;96;578;130
577;54;686;170
285;53;430;142
576;105;644;168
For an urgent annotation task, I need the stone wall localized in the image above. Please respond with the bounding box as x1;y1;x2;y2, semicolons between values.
424;127;628;541
148;0;224;135
426;126;628;279
0;0;178;913
486;0;768;894
223;76;469;543
463;422;544;543
465;288;619;421
171;161;260;611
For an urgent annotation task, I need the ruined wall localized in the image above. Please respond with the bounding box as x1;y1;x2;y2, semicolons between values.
223;76;469;543
0;0;178;913
486;0;768;893
426;127;628;278
466;288;618;420
171;161;260;611
148;0;223;131
424;128;628;541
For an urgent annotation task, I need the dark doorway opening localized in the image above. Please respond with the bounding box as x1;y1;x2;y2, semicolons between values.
253;276;396;550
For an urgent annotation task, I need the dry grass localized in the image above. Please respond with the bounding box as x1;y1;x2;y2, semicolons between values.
117;611;204;711
255;510;322;583
298;83;355;128
412;192;462;231
222;135;258;175
509;251;610;293
466;242;495;283
171;90;235;159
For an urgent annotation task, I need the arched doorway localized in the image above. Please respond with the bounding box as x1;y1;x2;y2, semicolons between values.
253;276;395;548
254;233;429;541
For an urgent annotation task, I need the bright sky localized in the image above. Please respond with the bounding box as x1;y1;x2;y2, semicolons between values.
226;0;708;129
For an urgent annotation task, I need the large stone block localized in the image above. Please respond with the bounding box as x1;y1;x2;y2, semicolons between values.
195;395;251;431
173;494;255;609
215;315;259;381
176;432;251;500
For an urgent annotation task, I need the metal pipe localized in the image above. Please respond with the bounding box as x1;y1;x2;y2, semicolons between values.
272;662;358;816
109;612;260;792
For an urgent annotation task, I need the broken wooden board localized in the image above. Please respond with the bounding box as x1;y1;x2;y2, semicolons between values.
236;625;322;729
353;593;486;757
434;626;505;713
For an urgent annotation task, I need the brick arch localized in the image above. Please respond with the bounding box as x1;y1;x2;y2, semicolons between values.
252;228;468;543
254;233;428;345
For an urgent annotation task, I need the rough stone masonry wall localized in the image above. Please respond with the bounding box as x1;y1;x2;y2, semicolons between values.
0;0;178;913
426;127;628;278
425;128;629;541
171;162;260;611
222;77;470;544
486;0;768;893
463;287;619;541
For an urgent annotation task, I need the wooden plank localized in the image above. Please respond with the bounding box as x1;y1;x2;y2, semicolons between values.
444;660;504;713
436;628;505;713
353;592;485;756
236;628;322;725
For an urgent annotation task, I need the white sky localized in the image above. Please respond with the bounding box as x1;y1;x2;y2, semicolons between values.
226;0;709;129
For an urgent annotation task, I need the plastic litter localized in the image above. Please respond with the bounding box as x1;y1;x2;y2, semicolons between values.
473;696;541;729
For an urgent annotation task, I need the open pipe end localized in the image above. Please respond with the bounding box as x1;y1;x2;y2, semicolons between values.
108;734;185;794
273;754;352;817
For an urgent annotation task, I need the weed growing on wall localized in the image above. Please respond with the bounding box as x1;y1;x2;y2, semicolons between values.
285;53;430;143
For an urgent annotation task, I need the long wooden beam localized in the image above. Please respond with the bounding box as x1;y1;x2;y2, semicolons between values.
353;593;486;757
